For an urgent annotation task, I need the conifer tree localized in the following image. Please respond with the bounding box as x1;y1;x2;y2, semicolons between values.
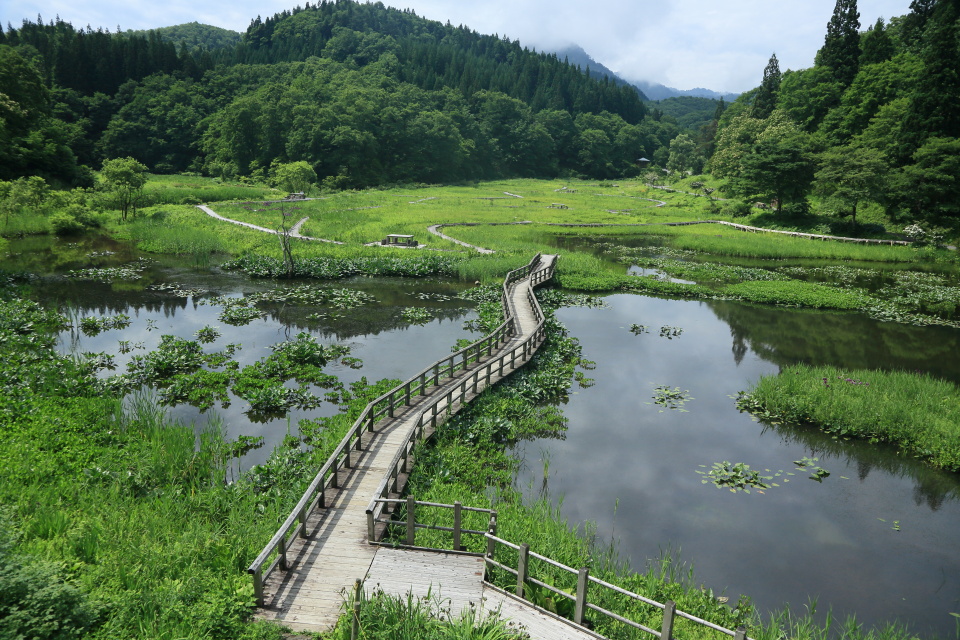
815;0;861;87
900;0;960;160
751;53;781;119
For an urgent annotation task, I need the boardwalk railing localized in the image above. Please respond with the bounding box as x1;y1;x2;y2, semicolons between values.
365;258;550;543
367;499;752;640
248;254;554;605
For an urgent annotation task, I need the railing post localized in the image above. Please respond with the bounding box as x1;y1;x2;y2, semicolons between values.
453;501;462;551
368;411;375;432
406;496;416;546
298;506;308;538
278;534;288;571
574;567;589;625
388;390;395;418
405;381;411;406
251;567;264;606
433;365;440;387
420;372;427;396
367;508;375;542
351;579;362;640
662;600;677;640
516;543;530;597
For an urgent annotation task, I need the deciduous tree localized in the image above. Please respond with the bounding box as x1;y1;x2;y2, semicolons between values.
271;160;317;194
814;145;888;224
100;157;147;221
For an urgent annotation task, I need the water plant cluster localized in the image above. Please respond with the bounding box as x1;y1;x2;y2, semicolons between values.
78;314;131;336
224;252;463;280
696;462;782;494
65;261;151;283
96;329;352;417
649;385;694;411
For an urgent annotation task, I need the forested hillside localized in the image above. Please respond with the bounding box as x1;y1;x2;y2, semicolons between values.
711;0;959;226
0;0;679;188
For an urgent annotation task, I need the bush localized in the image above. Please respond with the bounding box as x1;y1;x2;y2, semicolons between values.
50;212;85;235
0;517;101;639
721;201;752;218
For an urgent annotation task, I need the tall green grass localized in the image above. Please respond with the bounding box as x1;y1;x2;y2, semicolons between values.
130;218;226;255
145;174;279;204
327;588;529;639
741;364;960;471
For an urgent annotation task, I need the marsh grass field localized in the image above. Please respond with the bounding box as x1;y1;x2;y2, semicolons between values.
4;174;960;640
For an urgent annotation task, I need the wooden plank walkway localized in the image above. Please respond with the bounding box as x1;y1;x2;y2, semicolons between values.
366;548;602;640
255;256;563;634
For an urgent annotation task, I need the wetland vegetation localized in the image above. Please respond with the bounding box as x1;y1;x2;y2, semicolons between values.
0;174;958;640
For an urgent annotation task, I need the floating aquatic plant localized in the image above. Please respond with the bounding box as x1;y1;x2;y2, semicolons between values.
697;461;783;494
648;385;693;411
659;326;683;339
400;307;432;325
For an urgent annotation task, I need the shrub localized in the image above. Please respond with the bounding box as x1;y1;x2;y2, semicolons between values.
0;517;101;639
721;201;752;218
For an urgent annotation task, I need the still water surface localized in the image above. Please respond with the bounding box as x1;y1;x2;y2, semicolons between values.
515;294;960;636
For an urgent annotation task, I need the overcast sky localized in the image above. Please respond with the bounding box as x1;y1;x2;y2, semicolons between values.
3;0;913;93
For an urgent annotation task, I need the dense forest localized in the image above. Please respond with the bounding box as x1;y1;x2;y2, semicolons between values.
1;0;957;228
0;0;678;188
710;0;960;225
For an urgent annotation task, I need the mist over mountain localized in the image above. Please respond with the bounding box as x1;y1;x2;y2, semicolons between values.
552;44;739;102
629;80;740;102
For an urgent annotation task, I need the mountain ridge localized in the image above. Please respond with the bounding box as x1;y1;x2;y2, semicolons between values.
552;43;739;102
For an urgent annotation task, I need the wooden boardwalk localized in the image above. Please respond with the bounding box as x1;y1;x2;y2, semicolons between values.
366;549;602;640
254;255;580;636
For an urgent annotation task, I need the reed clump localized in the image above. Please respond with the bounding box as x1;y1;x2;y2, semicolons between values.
740;365;960;472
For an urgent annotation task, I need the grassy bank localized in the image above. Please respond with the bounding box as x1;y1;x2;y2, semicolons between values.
739;364;960;472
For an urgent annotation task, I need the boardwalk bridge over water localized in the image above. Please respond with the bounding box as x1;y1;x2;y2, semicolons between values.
247;254;752;640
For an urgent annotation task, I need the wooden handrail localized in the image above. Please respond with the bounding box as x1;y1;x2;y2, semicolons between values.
248;254;555;604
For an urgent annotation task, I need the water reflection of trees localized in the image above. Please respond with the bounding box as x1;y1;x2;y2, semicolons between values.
759;420;960;511
707;299;960;383
265;306;473;340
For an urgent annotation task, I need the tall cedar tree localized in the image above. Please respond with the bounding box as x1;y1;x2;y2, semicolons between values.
900;0;960;161
751;53;781;119
815;0;861;87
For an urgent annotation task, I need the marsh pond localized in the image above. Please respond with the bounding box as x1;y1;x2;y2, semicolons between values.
10;234;960;637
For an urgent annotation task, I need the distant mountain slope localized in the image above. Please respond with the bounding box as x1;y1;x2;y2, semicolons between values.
551;44;738;102
656;96;723;131
631;79;739;102
128;22;242;53
552;44;648;99
239;1;648;124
